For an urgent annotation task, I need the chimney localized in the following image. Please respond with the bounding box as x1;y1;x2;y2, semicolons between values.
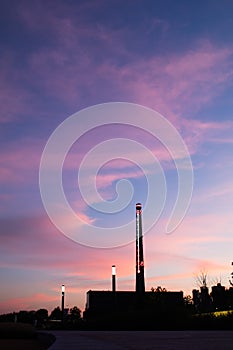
135;203;145;296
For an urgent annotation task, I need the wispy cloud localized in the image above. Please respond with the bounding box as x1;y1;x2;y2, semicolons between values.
0;139;42;184
0;293;58;314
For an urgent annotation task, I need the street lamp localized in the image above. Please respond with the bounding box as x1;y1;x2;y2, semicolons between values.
61;284;65;325
112;265;116;292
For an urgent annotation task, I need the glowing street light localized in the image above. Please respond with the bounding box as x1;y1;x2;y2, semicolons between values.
112;265;116;276
112;265;116;292
61;284;65;325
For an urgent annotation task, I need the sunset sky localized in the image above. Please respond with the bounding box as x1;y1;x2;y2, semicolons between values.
1;0;233;314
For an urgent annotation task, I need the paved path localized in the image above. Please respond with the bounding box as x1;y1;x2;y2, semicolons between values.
48;330;233;350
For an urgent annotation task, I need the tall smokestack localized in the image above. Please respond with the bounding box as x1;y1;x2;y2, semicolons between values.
136;203;145;296
112;265;116;292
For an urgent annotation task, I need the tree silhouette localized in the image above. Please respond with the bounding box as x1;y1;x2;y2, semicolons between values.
68;306;81;325
151;286;167;293
35;308;48;324
70;306;81;320
50;306;62;320
195;271;208;288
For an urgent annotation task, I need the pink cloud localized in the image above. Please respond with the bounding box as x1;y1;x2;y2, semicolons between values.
0;217;132;274
2;1;233;139
26;39;232;164
194;180;233;202
0;138;43;184
96;169;144;188
1;173;229;298
0;214;132;276
17;2;231;119
146;211;233;254
140;209;233;291
0;293;58;314
3;7;231;174
0;213;137;311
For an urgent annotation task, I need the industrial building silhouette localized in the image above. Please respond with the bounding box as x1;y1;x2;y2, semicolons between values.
84;203;183;319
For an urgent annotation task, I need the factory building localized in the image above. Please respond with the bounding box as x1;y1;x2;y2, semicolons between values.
84;203;183;319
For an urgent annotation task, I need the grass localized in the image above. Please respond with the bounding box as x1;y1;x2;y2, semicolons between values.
213;310;233;317
195;309;233;318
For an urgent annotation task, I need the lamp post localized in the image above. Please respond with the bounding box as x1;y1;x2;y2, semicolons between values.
61;284;65;325
112;265;117;311
112;265;116;292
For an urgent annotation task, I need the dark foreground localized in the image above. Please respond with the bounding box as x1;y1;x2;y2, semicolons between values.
0;323;55;350
49;330;233;350
0;333;54;350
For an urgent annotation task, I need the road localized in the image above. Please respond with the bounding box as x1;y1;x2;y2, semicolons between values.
48;330;233;349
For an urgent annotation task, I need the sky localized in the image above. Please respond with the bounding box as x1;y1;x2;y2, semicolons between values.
0;0;233;314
